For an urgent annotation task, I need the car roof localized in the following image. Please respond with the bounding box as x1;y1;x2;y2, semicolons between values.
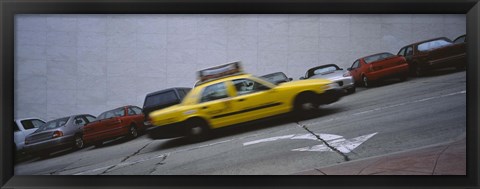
146;87;191;97
14;117;44;122
195;74;251;88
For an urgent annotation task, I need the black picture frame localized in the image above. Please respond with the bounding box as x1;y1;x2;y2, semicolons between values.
1;0;478;188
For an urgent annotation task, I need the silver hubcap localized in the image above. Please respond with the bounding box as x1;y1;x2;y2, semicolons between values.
363;77;368;86
130;127;137;137
190;126;203;136
75;137;83;148
301;102;315;110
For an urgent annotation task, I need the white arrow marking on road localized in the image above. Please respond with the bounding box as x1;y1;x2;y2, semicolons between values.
243;132;377;154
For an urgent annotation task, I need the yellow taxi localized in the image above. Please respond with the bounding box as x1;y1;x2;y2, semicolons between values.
148;62;343;140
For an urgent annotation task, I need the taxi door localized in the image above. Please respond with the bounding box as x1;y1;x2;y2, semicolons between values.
196;81;235;128
228;78;283;123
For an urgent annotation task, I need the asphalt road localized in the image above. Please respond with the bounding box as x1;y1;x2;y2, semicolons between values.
14;69;466;175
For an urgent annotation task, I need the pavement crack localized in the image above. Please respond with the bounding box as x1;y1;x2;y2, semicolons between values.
432;143;452;175
314;168;327;175
147;154;168;175
120;142;152;163
296;122;350;161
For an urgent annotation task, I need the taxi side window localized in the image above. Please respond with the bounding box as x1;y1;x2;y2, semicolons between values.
233;79;269;96
200;82;229;103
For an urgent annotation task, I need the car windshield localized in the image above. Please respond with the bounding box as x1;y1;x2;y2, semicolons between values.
97;108;125;120
313;66;337;75
144;91;179;108
364;53;394;64
260;73;287;84
35;117;69;132
417;39;452;52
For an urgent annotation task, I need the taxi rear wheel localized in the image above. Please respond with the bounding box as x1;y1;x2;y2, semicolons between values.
294;92;319;114
185;119;211;142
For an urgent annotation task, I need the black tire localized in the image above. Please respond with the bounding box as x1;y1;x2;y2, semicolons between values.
294;92;319;114
411;64;423;77
74;135;84;150
128;125;138;139
362;75;372;88
185;119;211;142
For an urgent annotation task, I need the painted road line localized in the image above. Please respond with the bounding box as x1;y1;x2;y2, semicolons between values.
243;132;377;154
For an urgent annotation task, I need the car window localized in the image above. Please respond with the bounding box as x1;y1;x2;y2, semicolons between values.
260;73;287;84
127;107;136;115
313;66;337;75
351;60;360;69
417;39;452;52
85;115;96;123
364;53;394;64
144;90;178;108
74;116;87;126
405;46;413;56
13;122;20;132
97;108;125;120
200;82;229;103
132;106;142;115
21;119;44;130
233;78;270;96
398;48;406;56
36;117;69;132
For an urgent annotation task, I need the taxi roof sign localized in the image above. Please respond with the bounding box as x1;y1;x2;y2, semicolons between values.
197;61;243;84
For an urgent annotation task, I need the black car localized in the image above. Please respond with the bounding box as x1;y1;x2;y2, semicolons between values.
259;72;293;85
142;87;191;126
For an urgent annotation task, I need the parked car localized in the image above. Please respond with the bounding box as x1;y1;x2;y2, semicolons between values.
348;52;409;87
143;87;191;127
24;114;95;157
148;62;343;141
397;37;466;76
453;34;466;44
300;64;356;94
14;118;45;154
259;72;293;85
83;105;146;147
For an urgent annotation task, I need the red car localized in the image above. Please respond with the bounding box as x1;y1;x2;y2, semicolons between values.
83;105;146;147
397;37;466;76
348;52;409;87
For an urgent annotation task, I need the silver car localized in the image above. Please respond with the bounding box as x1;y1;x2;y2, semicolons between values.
24;114;96;157
14;118;45;154
300;64;356;94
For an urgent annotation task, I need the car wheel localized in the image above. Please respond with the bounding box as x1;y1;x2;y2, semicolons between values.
294;93;318;113
362;76;371;88
414;66;423;77
74;135;84;149
185;119;211;142
128;125;138;139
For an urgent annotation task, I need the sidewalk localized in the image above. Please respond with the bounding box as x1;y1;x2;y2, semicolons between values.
295;138;466;175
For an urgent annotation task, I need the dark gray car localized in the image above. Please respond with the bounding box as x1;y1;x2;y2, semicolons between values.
24;114;96;157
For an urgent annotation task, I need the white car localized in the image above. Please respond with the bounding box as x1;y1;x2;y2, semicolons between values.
14;118;45;153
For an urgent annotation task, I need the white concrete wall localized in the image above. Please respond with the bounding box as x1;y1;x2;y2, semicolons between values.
14;14;466;120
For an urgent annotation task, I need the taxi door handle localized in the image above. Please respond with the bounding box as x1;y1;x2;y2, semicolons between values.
237;98;246;102
202;106;208;109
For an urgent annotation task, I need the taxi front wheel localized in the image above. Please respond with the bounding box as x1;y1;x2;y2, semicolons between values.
185;119;211;142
